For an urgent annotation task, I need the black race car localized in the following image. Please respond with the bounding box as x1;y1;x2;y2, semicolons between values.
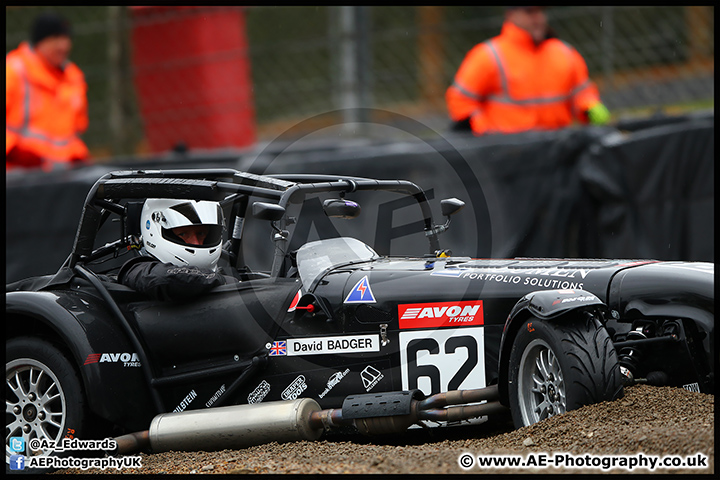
6;169;714;464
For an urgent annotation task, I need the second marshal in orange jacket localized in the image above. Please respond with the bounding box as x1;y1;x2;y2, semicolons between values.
6;41;89;170
446;21;602;135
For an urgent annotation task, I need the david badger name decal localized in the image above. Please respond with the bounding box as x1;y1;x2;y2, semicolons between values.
274;334;380;356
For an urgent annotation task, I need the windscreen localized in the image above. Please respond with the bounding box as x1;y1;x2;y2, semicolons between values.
296;237;378;288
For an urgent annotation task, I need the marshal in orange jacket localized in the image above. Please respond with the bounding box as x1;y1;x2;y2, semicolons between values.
6;41;89;170
446;21;602;135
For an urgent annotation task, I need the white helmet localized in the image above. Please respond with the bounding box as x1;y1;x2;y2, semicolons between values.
140;198;224;271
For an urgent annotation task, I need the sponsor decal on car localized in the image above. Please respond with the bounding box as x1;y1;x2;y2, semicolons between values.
173;389;197;413
552;295;597;305
281;375;308;400
205;384;226;408
84;354;101;365
431;267;592;290
683;382;701;393
523;277;584;290
285;334;380;356
287;290;301;312
399;327;486;396
248;380;271;404
361;365;384;392
398;300;484;329
84;353;141;368
318;369;350;398
344;275;376;304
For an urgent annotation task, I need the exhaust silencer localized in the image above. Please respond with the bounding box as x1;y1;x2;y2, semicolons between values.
134;398;322;453
114;386;509;455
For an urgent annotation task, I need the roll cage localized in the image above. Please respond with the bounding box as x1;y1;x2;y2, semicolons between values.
65;169;443;277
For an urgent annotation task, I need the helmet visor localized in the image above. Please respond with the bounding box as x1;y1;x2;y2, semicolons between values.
161;224;223;248
161;202;223;229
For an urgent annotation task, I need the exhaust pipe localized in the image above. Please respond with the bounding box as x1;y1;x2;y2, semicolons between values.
114;398;322;455
308;385;506;435
114;385;508;454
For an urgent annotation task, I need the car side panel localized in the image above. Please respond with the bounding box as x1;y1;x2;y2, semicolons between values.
277;259;649;407
7;290;156;431
607;262;714;392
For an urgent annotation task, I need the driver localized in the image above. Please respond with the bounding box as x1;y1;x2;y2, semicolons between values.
118;198;227;301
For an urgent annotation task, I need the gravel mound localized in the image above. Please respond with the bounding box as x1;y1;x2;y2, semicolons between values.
55;385;713;475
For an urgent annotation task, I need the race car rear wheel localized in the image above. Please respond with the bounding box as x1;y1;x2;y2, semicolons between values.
6;337;87;472
507;310;623;429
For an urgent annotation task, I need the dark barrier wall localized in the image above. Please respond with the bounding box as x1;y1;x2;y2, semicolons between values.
5;113;713;284
242;125;616;263
578;116;714;262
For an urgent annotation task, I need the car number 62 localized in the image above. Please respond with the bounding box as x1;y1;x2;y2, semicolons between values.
399;327;486;396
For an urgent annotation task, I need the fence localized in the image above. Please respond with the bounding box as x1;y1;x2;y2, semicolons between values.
5;6;714;158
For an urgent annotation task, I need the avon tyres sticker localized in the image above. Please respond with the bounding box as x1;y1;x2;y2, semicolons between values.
398;300;484;329
84;353;141;368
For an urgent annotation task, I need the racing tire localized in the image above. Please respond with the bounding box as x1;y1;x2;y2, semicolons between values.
6;337;88;474
507;310;623;429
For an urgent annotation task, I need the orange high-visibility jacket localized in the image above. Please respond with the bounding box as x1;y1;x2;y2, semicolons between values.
446;21;602;135
6;42;89;169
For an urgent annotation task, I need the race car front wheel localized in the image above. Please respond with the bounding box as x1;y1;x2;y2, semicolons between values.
6;337;87;472
507;310;623;429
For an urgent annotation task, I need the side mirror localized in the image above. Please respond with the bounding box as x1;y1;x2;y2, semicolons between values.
252;202;286;221
428;198;465;238
440;198;465;217
323;198;361;219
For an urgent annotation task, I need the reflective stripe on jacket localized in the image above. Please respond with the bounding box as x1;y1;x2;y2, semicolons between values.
446;21;601;135
6;42;89;169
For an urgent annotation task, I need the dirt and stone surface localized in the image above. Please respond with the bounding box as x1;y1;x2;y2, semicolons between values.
56;385;713;475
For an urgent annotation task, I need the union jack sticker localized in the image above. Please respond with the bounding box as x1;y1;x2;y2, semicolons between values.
269;341;287;356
